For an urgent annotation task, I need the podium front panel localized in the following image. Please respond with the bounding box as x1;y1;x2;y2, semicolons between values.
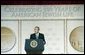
25;39;44;52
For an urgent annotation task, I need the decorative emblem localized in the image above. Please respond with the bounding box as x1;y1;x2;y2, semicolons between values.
30;40;38;48
69;26;84;52
1;27;16;52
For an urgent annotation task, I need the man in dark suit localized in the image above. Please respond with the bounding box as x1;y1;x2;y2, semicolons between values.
30;26;46;44
30;33;46;44
29;26;46;54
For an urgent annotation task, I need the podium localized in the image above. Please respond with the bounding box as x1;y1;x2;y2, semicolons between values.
25;39;44;54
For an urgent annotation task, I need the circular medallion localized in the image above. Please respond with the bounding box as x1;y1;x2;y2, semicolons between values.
69;26;84;52
30;40;38;48
1;27;16;52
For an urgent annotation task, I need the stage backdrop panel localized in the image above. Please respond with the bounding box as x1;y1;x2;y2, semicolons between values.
1;21;19;54
21;20;64;54
67;19;84;54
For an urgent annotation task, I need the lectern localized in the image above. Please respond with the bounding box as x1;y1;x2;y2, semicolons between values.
25;39;44;54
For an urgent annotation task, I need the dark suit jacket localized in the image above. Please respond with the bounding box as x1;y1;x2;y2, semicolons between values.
30;33;46;44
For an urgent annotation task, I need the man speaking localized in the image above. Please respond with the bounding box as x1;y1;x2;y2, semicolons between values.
30;26;46;54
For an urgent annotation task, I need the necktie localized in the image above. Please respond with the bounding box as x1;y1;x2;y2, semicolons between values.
36;34;39;39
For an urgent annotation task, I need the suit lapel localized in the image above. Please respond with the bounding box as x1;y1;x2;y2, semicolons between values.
34;34;36;39
38;33;40;39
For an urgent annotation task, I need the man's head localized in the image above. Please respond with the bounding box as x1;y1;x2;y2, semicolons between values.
34;26;40;34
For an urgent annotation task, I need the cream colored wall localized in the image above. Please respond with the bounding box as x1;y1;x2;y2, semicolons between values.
1;5;84;54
